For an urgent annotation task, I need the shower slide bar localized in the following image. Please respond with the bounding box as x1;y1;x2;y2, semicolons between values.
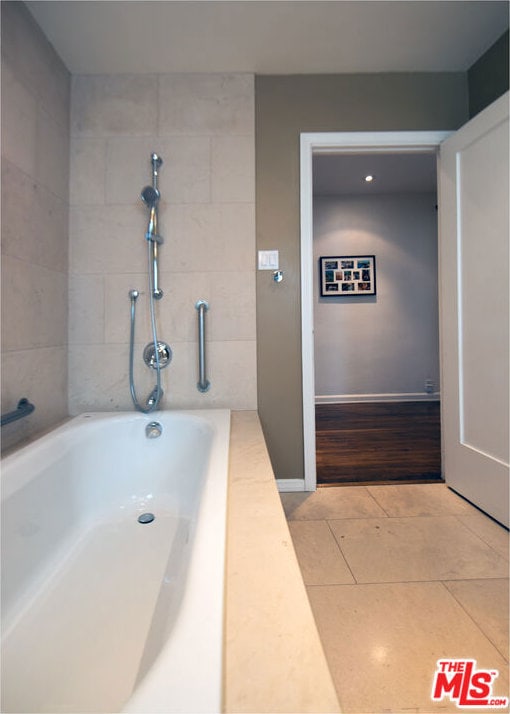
1;398;35;427
196;300;210;393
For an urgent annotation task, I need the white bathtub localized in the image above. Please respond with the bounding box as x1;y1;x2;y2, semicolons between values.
1;409;230;714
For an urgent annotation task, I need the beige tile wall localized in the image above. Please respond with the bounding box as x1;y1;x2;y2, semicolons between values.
1;1;70;452
69;73;256;412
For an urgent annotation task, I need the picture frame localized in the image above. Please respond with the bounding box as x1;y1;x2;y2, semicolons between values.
319;255;376;297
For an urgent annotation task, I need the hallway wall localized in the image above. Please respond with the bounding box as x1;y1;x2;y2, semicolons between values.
313;193;440;400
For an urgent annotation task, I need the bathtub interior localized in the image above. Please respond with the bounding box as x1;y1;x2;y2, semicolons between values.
1;409;230;714
2;411;214;625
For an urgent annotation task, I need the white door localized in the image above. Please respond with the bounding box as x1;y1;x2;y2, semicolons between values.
439;92;509;527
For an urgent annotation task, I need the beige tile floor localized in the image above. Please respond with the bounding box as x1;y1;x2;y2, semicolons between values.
281;484;509;714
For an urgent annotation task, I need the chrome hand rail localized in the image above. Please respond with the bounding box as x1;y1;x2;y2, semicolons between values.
196;300;210;393
1;398;35;427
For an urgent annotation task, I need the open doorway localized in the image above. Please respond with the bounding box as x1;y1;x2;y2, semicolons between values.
300;131;452;491
313;152;441;486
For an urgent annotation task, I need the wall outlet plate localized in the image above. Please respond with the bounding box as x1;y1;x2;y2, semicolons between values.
425;379;434;393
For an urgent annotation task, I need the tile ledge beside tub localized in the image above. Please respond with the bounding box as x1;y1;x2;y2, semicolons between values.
225;411;341;713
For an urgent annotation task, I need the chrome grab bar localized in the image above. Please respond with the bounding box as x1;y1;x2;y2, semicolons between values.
1;398;35;427
195;300;210;393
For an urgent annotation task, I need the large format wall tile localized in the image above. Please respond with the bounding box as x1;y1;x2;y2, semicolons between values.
1;2;70;452
158;74;254;135
1;63;38;178
69;72;256;413
2;159;67;272
70;138;107;206
2;256;67;351
36;107;70;198
71;75;158;137
163;203;255;272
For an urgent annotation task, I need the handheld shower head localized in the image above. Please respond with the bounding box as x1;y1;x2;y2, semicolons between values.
141;185;160;207
141;185;162;244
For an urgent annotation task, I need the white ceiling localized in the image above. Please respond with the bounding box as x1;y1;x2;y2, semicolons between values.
26;0;509;76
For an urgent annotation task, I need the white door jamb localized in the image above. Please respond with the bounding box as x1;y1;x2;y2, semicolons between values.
299;131;452;492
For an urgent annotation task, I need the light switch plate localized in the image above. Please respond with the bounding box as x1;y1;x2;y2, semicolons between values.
258;250;279;270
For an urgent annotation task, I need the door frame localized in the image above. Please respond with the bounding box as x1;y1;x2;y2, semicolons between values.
300;131;452;491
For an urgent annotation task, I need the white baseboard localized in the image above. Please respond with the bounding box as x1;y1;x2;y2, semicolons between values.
315;392;440;405
277;478;306;492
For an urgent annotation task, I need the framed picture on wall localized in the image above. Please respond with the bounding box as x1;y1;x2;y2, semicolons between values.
319;255;376;297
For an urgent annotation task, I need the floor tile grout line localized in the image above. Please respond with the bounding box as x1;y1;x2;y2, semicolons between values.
287;515;386;523
305;576;509;587
363;486;392;517
286;512;498;523
285;512;389;522
453;514;510;562
322;513;488;521
439;579;510;663
451;514;510;563
325;518;359;584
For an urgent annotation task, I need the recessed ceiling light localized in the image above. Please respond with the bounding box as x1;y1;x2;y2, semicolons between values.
364;175;374;183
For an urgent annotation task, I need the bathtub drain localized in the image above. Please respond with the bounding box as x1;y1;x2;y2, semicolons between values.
138;513;155;524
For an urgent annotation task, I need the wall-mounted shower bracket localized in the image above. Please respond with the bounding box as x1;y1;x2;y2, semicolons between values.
143;341;172;370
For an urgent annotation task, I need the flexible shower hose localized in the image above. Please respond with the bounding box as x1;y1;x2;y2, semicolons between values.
129;240;162;413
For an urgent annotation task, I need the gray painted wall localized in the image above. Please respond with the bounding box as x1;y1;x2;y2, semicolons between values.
255;73;469;479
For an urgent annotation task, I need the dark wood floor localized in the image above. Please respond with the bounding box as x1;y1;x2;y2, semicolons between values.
316;401;442;485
